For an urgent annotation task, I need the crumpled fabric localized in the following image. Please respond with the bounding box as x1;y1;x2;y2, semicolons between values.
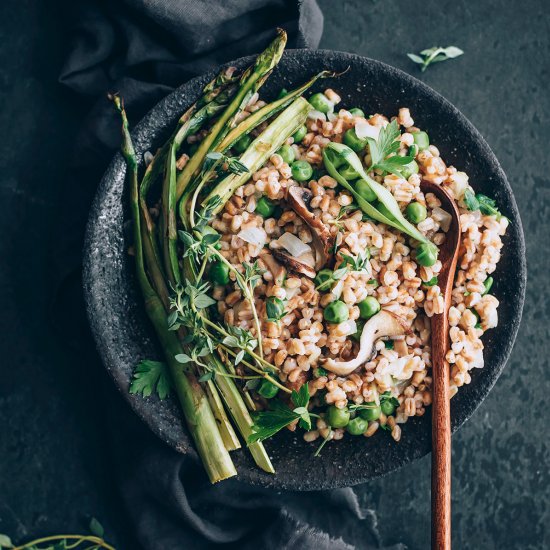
55;1;405;548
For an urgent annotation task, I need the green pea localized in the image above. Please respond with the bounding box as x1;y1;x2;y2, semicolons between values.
349;107;365;117
381;399;396;416
482;276;494;296
413;131;430;151
209;261;230;285
278;144;295;164
291;160;313;182
358;297;380;319
401;159;419;180
309;92;333;114
255;196;276;218
339;164;359;180
257;379;279;399
323;300;349;324
358;403;381;421
326;405;350;428
292;125;307;143
315;268;333;288
346;416;369;435
265;296;285;320
406;202;427;224
416;243;438;267
409;143;419;157
233;134;252;154
350;319;365;342
355;179;377;202
343;128;368;153
202;226;221;250
277;88;289;99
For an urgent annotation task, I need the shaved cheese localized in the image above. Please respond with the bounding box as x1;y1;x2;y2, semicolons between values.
237;227;267;248
355;121;380;140
432;206;452;232
276;232;311;258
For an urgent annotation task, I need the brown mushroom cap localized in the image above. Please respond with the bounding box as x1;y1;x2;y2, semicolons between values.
286;185;333;270
259;250;286;286
322;311;410;376
272;248;316;278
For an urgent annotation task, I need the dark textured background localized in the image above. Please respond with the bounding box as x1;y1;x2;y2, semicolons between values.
0;0;547;548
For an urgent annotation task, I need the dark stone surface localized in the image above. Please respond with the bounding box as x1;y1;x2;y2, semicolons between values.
84;49;525;490
0;0;548;549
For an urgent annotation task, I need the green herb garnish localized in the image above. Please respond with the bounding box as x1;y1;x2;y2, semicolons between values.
380;391;399;409
423;276;439;287
130;359;173;400
407;46;464;72
249;384;315;443
464;189;503;220
0;518;115;550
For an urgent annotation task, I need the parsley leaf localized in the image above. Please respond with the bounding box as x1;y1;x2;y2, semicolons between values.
407;46;464;72
463;190;503;220
477;194;503;220
375;154;415;178
463;189;480;211
130;359;172;400
248;384;312;443
380;391;399;409
423;276;439;287
367;119;401;167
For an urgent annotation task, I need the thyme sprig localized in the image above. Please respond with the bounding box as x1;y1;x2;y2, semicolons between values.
315;250;371;292
167;280;288;393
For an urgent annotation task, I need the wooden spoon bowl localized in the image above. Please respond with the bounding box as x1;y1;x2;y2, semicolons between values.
420;180;461;550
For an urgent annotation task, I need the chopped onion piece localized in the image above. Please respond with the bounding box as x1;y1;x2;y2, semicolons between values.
276;232;311;258
379;355;414;380
307;109;327;122
237;227;267;248
285;285;301;300
355;121;380;140
339;319;357;336
432;206;452;232
330;278;345;300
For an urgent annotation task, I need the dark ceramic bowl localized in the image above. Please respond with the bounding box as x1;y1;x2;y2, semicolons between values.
83;50;526;490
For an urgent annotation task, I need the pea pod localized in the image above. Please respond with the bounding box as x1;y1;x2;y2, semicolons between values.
323;143;438;265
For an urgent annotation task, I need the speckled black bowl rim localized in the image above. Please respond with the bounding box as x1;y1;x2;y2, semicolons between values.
83;49;526;491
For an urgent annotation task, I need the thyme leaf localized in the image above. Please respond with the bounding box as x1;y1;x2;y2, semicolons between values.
407;46;464;72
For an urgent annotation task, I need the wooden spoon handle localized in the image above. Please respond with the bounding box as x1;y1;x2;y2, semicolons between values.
431;311;451;550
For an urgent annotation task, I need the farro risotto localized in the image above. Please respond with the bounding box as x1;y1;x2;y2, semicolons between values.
207;92;506;447
116;30;507;482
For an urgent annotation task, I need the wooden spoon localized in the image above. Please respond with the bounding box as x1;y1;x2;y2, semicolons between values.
420;181;461;550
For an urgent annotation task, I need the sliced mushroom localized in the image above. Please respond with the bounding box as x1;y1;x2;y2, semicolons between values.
272;248;316;278
286;186;333;270
322;311;410;376
259;250;286;287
